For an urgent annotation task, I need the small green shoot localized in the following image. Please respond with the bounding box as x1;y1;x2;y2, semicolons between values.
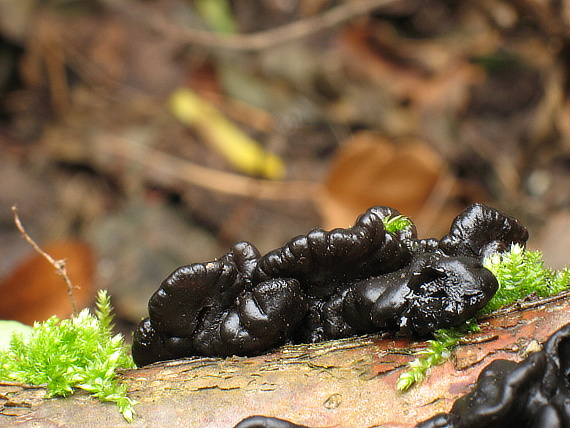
0;290;136;421
396;321;479;391
397;245;570;392
0;321;32;350
383;214;414;234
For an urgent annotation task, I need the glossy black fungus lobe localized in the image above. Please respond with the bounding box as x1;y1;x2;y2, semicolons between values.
252;206;412;298
439;203;528;260
343;253;498;336
233;416;309;428
132;204;527;367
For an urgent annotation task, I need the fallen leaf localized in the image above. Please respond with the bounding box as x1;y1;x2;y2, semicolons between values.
338;20;488;112
0;240;95;325
317;131;461;236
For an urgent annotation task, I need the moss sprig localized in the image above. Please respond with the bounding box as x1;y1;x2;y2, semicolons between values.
383;214;414;234
397;245;569;392
397;321;479;391
0;290;136;421
482;244;569;313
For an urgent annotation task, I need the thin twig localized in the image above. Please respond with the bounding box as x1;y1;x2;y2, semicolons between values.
95;134;320;200
102;0;398;52
11;206;78;316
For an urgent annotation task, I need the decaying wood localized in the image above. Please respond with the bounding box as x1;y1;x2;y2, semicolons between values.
2;291;570;428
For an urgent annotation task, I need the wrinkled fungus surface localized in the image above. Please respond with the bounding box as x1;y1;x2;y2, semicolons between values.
132;203;527;367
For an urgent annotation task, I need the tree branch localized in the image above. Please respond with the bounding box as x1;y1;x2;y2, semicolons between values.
101;0;398;52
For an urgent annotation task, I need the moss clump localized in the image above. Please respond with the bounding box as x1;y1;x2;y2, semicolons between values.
482;244;570;314
0;290;135;421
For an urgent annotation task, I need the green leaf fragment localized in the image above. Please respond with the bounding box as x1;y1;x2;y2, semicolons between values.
195;0;237;34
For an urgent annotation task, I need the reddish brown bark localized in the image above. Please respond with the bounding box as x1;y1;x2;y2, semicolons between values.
2;291;570;428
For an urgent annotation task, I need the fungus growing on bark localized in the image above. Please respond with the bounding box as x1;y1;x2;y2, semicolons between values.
132;203;527;367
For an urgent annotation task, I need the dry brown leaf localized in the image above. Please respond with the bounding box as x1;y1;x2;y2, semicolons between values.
0;240;95;324
317;131;462;236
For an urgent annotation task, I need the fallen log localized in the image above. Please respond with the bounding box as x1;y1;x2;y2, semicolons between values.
2;290;570;428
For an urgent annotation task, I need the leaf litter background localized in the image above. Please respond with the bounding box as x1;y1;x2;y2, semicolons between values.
0;0;570;342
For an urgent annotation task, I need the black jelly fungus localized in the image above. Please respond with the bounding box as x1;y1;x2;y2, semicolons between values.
132;203;527;367
438;203;529;260
233;416;309;428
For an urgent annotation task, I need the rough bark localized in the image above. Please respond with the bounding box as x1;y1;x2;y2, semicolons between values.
2;291;570;428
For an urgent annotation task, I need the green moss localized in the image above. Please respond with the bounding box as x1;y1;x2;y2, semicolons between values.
0;290;135;421
396;321;480;391
382;214;414;234
482;244;569;313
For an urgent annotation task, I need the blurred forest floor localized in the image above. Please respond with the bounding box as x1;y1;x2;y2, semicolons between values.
0;0;569;331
